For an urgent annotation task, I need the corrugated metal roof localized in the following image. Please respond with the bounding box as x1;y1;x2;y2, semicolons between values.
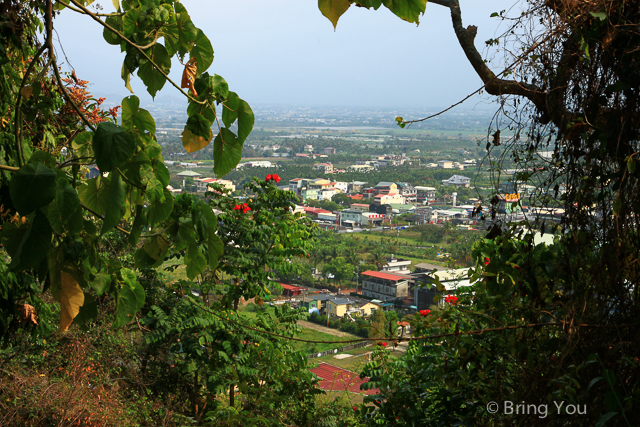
361;271;408;281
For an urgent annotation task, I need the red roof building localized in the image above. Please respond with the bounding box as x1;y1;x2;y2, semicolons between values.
309;363;379;395
360;271;410;301
279;283;306;297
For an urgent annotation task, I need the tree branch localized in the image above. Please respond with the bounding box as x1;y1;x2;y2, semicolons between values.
46;0;97;133
446;0;547;111
62;0;204;105
14;44;47;167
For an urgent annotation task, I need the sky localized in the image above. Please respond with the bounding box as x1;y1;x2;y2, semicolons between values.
53;0;521;111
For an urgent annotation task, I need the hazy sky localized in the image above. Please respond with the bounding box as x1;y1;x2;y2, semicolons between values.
53;0;519;110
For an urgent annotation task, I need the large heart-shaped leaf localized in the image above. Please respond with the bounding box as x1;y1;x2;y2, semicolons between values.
10;163;56;215
92;122;135;172
213;128;242;177
319;0;352;29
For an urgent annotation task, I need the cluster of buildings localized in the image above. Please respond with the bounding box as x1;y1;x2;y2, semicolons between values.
276;256;474;319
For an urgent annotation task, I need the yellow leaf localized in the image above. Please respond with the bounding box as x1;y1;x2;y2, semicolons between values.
59;271;85;332
182;128;212;153
20;87;33;100
318;0;351;30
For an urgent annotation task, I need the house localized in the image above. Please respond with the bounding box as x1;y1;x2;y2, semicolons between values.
414;268;473;310
304;144;314;153
350;203;370;212
415;186;437;203
340;209;365;227
441;175;471;188
348;164;374;172
438;160;454;169
325;298;380;318
373;193;404;205
413;263;442;273
313;162;334;173
395;182;417;202
244;160;273;168
414;207;434;224
318;187;340;201
279;283;306;297
195;177;235;193
348;181;368;193
373;181;398;194
361;271;410;301
323;147;336;155
301;294;335;312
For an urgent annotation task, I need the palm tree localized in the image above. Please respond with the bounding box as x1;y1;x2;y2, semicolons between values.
368;248;388;271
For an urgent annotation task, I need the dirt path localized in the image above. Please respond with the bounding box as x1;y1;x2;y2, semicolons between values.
297;320;355;337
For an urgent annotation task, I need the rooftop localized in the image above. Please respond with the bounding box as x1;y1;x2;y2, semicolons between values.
361;271;409;281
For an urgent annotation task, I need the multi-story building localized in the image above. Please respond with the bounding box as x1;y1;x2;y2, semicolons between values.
361;271;410;301
348;181;369;193
438;160;454;169
415;186;437;204
323;147;336;155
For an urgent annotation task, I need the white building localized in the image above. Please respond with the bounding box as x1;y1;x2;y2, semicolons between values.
195;178;235;193
441;175;471;188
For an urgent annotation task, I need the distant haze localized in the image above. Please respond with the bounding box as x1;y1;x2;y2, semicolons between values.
54;0;519;110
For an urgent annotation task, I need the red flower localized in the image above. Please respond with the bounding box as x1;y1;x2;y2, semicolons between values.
382;342;387;347
352;406;358;411
265;174;272;181
242;203;251;214
484;257;490;265
419;309;430;316
233;204;242;210
272;174;281;183
444;295;459;305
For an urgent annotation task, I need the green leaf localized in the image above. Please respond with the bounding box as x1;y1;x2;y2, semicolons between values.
208;234;224;270
147;188;174;225
28;150;56;168
191;29;214;75
121;268;145;310
604;390;621;411
171;3;198;59
103;15;122;45
627;157;636;174
595;412;618;427
55;177;83;235
121;95;156;134
138;44;171;98
590;11;607;21
222;91;240;128
93;271;113;296
212;74;229;102
75;294;98;330
114;283;138;327
381;0;426;24
78;175;110;217
213;128;242;177
235;98;254;145
92;122;135;172
587;376;603;391
603;369;616;387
0;210;52;271
153;161;170;187
353;0;382;8
185;241;207;280
122;8;140;37
186;113;212;140
143;234;169;261
101;171;126;234
10;163;57;215
319;0;351;29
